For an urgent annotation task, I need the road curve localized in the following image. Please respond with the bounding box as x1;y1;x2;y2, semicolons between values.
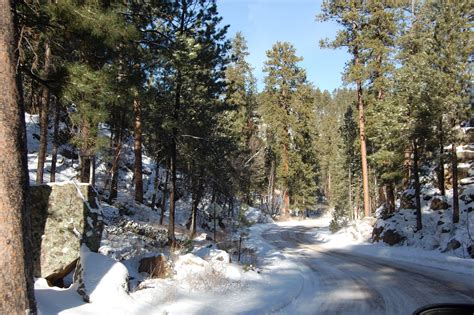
261;225;474;315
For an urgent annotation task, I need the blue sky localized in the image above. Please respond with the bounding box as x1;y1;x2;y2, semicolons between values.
217;0;350;92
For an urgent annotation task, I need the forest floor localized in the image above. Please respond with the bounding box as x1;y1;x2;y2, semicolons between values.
35;212;474;314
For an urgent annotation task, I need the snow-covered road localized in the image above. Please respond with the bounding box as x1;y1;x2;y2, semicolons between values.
261;224;474;315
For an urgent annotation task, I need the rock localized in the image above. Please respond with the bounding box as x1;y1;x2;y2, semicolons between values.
382;229;404;246
138;254;171;279
457;148;474;162
460;177;474;186
372;226;384;242
462;128;474;144
60;146;78;159
467;245;474;259
45;258;78;288
74;246;129;303
400;193;415;209
430;197;449;210
29;183;103;278
174;254;209;280
445;239;461;252
193;246;231;265
457;164;471;180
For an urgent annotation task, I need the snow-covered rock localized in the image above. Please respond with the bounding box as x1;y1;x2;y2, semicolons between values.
173;253;209;280
74;246;130;303
244;206;274;224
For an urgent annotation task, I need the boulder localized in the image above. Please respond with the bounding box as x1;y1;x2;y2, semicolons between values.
430;197;449;210
467;244;474;259
444;239;461;252
138;254;171;279
457;164;471;180
457;148;474;162
400;193;415;209
174;253;209;280
74;246;129;303
45;258;78;288
193;246;231;267
382;229;404;246
372;226;384;242
462;128;474;144
29;183;103;278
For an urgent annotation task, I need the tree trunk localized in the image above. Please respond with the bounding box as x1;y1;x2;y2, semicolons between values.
80;156;91;183
80;121;91;183
168;71;182;245
36;40;52;184
326;173;332;203
348;166;353;220
0;0;37;311
357;81;370;217
108;126;122;203
267;160;276;215
356;176;361;220
282;143;290;218
438;119;446;195
133;98;144;203
50;97;60;182
168;141;177;245
452;141;459;223
385;183;395;214
413;140;422;231
160;164;169;225
150;162;160;210
190;181;203;238
403;147;412;187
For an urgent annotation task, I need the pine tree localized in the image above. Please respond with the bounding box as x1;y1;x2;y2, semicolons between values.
143;0;230;244
223;32;262;205
423;1;472;223
319;0;372;217
261;42;317;218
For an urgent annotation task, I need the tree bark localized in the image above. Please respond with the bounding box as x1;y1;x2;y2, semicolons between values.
190;180;203;238
282;143;290;218
452;141;459;223
438;119;446;196
385;183;395;214
36;40;52;184
348;166;353;220
150;162;160;210
133;97;144;203
108;125;122;203
169;140;177;245
0;0;37;311
353;41;370;218
160;165;169;225
169;70;182;244
50;97;60;182
80;120;91;183
356;81;370;217
356;175;361;220
413;140;422;231
403;147;412;187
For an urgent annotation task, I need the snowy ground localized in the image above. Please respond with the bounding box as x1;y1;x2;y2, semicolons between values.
36;212;474;314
